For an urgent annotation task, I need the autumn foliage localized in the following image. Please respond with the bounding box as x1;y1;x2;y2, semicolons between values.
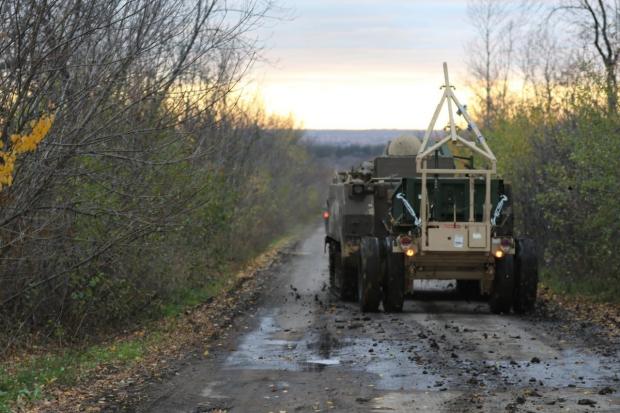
0;115;54;189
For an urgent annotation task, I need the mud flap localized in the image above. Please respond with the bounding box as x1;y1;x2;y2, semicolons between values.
489;255;514;314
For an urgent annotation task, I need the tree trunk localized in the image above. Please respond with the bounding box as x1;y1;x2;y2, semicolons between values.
606;64;618;115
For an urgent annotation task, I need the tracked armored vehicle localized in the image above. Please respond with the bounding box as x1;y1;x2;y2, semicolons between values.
324;63;538;314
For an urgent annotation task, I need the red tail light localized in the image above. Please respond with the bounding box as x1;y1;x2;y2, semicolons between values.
500;238;512;252
323;211;330;220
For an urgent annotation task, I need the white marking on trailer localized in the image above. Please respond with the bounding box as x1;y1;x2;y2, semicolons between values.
454;235;464;248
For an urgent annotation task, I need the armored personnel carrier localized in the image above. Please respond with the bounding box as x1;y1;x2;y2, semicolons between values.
324;63;538;314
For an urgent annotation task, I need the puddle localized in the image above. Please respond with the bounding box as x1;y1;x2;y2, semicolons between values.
306;358;340;365
336;337;448;390
300;359;340;372
225;314;300;371
486;348;620;388
225;311;342;372
337;336;620;391
225;310;620;393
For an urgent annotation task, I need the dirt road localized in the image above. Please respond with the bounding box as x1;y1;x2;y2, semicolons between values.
138;226;620;412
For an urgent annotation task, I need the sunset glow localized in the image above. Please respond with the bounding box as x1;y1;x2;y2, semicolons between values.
252;0;474;130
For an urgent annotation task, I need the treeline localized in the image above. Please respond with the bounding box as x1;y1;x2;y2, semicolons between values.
304;143;385;159
0;0;325;348
466;0;620;298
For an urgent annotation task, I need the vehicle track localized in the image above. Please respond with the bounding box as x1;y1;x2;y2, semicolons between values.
138;225;620;413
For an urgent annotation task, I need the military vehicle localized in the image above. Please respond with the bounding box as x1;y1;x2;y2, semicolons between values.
324;63;538;314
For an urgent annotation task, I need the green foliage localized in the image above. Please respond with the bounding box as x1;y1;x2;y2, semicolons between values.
0;260;240;411
485;88;620;299
541;269;620;303
160;279;228;318
0;106;326;347
0;340;148;411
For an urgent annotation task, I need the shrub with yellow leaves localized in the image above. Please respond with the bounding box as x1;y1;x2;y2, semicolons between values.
0;115;54;190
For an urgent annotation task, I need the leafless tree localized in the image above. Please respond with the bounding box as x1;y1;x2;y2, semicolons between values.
466;0;538;126
0;0;328;348
466;0;513;127
555;0;620;113
520;26;565;112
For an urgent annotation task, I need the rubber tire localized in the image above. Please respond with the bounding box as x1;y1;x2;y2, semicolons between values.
457;280;480;299
489;255;514;314
513;238;538;314
328;242;336;289
383;249;405;313
383;246;405;313
358;237;382;312
341;260;358;302
329;243;357;301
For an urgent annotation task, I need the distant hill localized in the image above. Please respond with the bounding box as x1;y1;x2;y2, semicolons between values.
302;129;426;146
302;130;426;171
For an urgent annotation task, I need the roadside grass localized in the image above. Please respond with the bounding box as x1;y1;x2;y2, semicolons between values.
0;224;305;412
161;278;229;318
540;270;620;304
0;339;149;412
0;278;233;412
539;269;620;337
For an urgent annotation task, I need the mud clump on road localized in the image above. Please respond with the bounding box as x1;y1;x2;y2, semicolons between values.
125;228;620;413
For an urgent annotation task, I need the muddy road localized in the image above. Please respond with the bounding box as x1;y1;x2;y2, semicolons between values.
139;226;620;412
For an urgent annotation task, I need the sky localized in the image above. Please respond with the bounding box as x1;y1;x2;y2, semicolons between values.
250;0;474;130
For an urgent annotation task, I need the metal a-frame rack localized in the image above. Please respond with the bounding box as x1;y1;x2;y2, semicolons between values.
415;63;497;251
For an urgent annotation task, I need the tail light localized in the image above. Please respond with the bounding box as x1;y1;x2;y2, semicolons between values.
398;235;415;257
399;235;412;248
323;211;330;220
500;238;512;253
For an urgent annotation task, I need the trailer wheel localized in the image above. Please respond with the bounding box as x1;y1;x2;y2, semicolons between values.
341;261;358;301
489;255;514;314
358;237;381;312
383;248;405;313
513;238;538;314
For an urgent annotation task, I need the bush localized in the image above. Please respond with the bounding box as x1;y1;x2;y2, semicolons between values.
487;95;620;299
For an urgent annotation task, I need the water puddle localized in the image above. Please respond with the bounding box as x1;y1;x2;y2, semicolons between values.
300;359;340;372
225;310;620;393
225;311;342;372
337;337;447;390
485;348;620;388
225;314;300;371
305;358;340;365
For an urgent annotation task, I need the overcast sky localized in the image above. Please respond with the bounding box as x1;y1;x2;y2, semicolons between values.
251;0;474;130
